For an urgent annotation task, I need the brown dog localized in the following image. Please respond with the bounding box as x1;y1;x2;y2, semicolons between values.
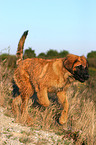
12;31;89;125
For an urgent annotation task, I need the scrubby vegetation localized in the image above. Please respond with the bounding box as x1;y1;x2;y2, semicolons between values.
0;49;96;68
0;54;16;68
87;51;96;68
0;49;96;144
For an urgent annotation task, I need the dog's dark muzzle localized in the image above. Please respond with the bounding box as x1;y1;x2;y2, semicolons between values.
73;65;89;82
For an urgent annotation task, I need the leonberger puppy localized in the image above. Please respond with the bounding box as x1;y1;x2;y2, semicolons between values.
12;30;89;125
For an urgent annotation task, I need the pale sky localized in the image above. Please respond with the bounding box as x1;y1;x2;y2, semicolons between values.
0;0;96;57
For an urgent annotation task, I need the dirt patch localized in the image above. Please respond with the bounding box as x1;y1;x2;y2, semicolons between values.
0;106;73;145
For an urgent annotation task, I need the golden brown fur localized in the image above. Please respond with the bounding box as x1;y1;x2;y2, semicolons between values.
12;31;89;125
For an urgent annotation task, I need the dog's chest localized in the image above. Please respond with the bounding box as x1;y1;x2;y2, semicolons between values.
47;75;65;92
48;72;73;93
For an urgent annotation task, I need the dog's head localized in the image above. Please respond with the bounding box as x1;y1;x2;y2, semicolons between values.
63;54;89;82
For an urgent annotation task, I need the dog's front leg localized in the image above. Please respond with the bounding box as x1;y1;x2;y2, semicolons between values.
57;91;69;124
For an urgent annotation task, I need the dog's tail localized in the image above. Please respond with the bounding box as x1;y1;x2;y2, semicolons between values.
16;30;29;64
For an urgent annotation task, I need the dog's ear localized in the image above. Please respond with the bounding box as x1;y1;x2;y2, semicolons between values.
63;55;73;73
63;54;79;73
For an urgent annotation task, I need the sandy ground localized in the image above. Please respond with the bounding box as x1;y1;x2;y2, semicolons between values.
0;106;73;145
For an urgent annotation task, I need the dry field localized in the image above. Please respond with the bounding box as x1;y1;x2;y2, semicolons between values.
0;60;96;145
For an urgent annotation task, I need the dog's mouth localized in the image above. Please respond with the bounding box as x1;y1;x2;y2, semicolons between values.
73;65;89;83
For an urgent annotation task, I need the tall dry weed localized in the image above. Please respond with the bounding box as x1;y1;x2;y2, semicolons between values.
0;60;13;107
67;82;96;145
28;81;96;144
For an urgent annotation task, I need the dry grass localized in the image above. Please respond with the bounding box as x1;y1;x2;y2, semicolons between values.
0;60;96;145
67;87;96;145
0;60;13;107
88;58;96;68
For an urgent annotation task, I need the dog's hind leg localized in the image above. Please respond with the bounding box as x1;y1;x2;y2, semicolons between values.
12;95;22;122
20;83;34;125
37;87;50;107
57;91;69;125
14;70;34;125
